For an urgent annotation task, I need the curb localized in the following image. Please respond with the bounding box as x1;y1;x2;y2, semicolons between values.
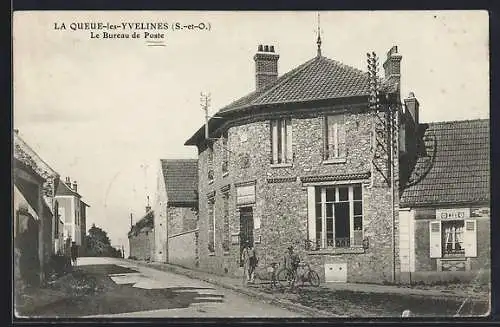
125;259;337;317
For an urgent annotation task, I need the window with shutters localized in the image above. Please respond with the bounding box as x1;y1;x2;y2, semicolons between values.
324;114;346;160
309;184;363;249
208;198;215;254
270;118;292;165
222;192;230;253
429;218;477;259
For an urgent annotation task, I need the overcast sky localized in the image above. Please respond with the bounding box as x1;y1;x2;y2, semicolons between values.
13;11;489;255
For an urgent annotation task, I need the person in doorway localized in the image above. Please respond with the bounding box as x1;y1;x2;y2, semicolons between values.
70;242;78;266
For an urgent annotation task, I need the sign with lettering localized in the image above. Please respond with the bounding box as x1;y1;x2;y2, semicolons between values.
436;208;470;220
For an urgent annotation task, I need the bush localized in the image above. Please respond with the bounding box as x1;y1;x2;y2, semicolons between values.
47;255;72;278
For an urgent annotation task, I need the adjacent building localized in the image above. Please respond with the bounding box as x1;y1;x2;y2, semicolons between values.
55;177;89;255
13;130;61;285
153;159;199;268
398;119;490;282
184;44;406;283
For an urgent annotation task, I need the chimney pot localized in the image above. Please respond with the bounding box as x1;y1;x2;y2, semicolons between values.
265;45;270;52
14;129;19;134
258;44;263;52
270;45;275;53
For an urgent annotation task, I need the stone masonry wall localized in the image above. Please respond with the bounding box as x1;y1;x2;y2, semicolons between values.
129;230;154;260
196;106;399;283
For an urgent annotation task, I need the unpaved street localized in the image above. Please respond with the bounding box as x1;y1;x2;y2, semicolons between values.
19;257;304;318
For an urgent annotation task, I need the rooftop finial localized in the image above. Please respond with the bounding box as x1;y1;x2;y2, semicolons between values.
316;12;322;57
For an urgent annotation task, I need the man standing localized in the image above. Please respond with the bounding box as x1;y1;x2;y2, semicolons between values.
70;242;78;267
283;245;300;279
241;241;258;284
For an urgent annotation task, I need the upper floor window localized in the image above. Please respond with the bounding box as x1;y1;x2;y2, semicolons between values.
324;114;346;160
222;132;229;174
207;144;214;182
270;118;292;164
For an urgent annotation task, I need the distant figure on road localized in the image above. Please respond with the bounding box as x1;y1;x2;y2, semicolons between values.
241;241;258;284
70;242;78;266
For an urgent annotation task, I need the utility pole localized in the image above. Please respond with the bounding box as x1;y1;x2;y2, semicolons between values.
130;213;133;229
200;92;211;139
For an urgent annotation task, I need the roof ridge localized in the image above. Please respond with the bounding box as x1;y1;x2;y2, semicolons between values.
250;56;321;107
424;118;489;125
322;56;369;78
222;56;319;113
14;133;59;177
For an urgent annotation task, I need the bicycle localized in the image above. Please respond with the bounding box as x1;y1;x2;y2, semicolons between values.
275;262;320;289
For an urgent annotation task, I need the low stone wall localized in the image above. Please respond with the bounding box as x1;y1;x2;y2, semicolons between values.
168;229;198;269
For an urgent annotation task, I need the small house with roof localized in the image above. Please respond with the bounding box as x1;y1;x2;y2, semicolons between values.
398;119;490;282
128;205;154;261
55;176;90;255
184;42;408;283
153;159;199;267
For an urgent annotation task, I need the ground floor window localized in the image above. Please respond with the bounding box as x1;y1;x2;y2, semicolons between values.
309;184;363;249
442;220;465;257
222;193;230;252
429;218;476;259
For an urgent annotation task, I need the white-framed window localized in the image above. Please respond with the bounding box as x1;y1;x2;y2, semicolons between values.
324;114;346;160
208;198;216;253
429;219;477;258
307;184;363;249
270;118;292;164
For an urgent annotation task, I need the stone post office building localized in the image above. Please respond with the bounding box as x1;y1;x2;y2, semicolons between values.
184;43;410;284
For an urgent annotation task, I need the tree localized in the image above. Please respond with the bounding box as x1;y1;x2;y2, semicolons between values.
85;224;122;258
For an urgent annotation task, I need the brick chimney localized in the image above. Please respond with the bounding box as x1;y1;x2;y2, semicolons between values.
383;46;402;94
254;44;279;91
72;181;78;193
404;92;419;127
65;177;72;188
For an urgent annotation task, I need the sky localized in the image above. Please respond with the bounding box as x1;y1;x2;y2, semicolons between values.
13;11;489;256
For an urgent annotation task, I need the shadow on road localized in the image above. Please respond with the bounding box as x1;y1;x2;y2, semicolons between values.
18;264;225;318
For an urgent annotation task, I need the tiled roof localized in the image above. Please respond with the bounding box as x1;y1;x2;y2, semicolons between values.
219;55;370;114
161;159;198;204
186;55;371;145
129;210;154;237
400;119;490;207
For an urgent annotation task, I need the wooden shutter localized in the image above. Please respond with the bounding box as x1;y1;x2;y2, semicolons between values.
286;118;293;162
307;186;316;244
464;219;477;257
429;221;442;258
271;120;278;164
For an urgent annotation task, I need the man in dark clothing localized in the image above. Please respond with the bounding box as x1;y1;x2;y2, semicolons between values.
283;245;300;277
70;242;78;266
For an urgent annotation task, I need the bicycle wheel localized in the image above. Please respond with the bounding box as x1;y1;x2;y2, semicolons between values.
276;268;294;288
308;270;320;287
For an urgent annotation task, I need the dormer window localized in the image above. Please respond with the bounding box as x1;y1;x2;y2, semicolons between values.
270;118;292;165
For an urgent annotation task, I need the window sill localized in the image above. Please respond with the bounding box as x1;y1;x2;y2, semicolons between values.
223;251;230;256
222;172;229;178
322;158;347;165
307;247;365;255
271;163;293;169
208;179;214;185
208;252;215;256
